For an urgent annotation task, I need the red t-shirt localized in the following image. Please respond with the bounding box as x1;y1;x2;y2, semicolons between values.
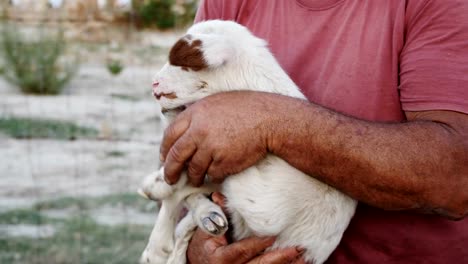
195;0;468;263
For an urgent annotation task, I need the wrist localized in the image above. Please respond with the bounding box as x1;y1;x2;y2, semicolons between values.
263;95;314;156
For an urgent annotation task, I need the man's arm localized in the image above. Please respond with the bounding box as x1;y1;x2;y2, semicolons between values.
266;94;468;220
161;91;468;220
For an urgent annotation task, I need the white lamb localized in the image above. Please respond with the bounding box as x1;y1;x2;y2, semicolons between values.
139;20;357;264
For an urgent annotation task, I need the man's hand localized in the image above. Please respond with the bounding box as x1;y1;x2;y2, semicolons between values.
187;192;306;264
160;91;297;186
187;229;305;264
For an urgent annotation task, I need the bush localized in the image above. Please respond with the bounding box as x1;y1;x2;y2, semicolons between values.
106;59;124;75
0;117;98;140
0;24;78;95
133;0;198;29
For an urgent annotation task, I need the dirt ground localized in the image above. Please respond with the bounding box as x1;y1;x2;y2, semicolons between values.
0;25;184;259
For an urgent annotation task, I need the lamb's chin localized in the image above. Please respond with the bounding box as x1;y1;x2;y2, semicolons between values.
161;104;188;115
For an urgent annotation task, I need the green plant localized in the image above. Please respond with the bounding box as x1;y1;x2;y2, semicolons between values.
0;209;48;225
139;0;175;29
133;0;198;29
0;24;78;95
0;117;98;140
110;93;140;101
33;193;155;213
106;59;124;75
106;150;126;157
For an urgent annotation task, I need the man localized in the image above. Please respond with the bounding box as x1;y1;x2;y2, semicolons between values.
160;0;468;263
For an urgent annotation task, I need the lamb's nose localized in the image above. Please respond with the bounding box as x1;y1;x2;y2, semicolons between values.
152;82;160;96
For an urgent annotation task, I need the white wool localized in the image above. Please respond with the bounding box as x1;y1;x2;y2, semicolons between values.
140;20;357;264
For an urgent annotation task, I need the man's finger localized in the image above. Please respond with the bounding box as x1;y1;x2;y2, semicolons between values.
211;192;226;208
221;236;276;264
160;115;191;161
248;247;304;264
187;150;212;187
164;133;197;184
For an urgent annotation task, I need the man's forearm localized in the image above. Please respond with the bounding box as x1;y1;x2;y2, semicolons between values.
266;96;468;219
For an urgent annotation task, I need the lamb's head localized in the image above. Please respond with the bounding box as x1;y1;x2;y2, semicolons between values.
152;20;269;113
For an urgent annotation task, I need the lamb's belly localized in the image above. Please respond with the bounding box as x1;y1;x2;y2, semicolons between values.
221;156;356;239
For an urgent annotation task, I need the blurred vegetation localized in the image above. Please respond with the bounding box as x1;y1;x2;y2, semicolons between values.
0;211;149;264
106;150;127;157
0;24;78;95
106;59;124;75
0;193;155;264
0;209;48;225
34;193;154;213
0;117;98;140
110;93;140;101
132;0;198;29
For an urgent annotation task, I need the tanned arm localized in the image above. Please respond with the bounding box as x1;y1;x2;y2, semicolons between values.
266;94;468;220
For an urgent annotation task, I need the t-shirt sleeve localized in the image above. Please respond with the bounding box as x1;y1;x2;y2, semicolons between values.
194;0;243;23
399;0;468;114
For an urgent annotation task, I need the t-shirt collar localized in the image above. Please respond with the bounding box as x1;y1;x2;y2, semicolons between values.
295;0;345;10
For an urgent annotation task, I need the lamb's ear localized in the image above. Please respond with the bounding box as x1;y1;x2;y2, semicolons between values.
169;34;235;71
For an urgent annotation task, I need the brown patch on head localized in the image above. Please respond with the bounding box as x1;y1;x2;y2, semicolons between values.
169;35;208;71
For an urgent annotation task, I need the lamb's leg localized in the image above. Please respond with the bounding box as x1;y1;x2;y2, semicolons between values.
147;192;229;264
143;193;225;264
140;198;180;264
185;193;228;236
140;167;228;236
140;172;219;263
166;214;198;264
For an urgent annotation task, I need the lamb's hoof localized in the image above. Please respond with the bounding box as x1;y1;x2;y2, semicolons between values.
201;212;228;236
137;188;150;200
139;170;175;201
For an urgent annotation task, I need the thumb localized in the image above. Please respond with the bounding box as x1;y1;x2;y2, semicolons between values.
192;228;228;253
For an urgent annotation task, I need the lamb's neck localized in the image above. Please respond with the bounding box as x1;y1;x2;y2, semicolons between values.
218;54;306;99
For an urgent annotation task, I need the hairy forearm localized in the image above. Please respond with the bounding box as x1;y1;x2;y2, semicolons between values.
266;96;468;219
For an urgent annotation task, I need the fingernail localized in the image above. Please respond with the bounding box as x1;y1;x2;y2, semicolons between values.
159;153;165;162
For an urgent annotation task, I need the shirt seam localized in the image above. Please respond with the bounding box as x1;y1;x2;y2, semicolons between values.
295;0;346;11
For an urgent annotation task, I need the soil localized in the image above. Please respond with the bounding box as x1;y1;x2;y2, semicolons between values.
0;26;182;230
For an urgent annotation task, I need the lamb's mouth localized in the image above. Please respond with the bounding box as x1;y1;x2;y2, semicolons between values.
161;105;187;114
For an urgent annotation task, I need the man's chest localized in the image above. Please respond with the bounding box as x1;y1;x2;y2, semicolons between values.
236;0;407;121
